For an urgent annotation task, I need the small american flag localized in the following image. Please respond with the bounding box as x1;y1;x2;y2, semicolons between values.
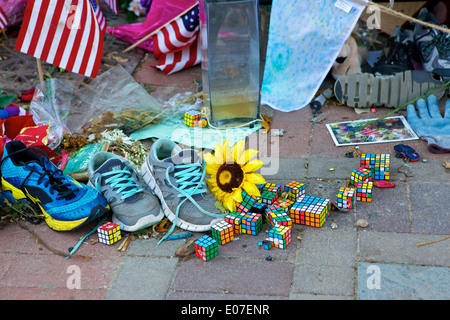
15;0;104;78
90;0;106;32
104;0;118;15
152;4;200;75
0;6;8;30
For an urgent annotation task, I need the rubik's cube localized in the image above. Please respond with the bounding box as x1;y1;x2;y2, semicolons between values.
277;199;295;213
250;201;266;214
184;110;202;127
261;183;282;195
211;221;234;245
360;153;390;180
350;167;373;184
225;211;245;234
289;195;330;228
284;181;305;201
194;235;218;261
97;222;121;245
235;191;259;214
336;187;356;210
354;181;373;202
260;190;278;205
265;204;292;228
240;212;263;235
268;225;292;249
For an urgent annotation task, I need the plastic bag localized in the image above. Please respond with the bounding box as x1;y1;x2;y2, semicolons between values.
30;65;165;148
77;64;164;136
30;79;76;149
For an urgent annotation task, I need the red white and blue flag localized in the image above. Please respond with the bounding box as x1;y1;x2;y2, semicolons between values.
104;0;118;15
90;0;106;32
15;0;104;78
152;4;201;75
0;6;8;30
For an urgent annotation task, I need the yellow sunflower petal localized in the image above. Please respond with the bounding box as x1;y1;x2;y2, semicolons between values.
206;163;220;175
241;180;261;196
223;193;236;212
242;159;264;173
232;140;245;162
238;149;259;165
232;188;243;203
214;143;223;164
244;173;266;185
203;152;217;165
222;140;233;163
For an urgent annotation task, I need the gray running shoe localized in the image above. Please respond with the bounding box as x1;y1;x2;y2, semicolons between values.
414;8;450;75
140;139;226;234
88;152;163;232
334;70;444;108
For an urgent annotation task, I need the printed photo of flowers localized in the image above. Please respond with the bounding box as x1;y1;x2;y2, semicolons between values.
326;116;419;146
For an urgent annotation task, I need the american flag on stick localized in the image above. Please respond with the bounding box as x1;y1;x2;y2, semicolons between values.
152;4;201;75
104;0;118;15
90;0;106;33
15;0;104;78
0;6;8;30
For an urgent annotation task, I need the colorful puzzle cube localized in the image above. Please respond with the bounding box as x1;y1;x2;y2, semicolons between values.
250;201;266;214
260;190;278;205
184;110;202;127
350;167;373;184
225;211;245;234
360;153;390;180
277;199;295;213
241;212;263;235
265;204;292;228
284;181;305;201
268;225;292;249
354;181;373;202
336;187;356;210
211;221;234;245
97;222;121;245
261;183;282;195
194;235;218;261
235;191;259;214
290;195;330;228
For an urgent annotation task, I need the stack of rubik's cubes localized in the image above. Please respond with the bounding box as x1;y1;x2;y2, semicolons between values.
345;153;391;204
360;153;390;181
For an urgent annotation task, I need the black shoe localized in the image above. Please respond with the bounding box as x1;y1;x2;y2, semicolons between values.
373;26;417;76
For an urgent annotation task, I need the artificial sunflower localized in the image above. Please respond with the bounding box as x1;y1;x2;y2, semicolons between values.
204;140;266;212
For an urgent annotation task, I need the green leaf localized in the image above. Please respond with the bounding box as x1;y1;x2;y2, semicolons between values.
0;94;15;108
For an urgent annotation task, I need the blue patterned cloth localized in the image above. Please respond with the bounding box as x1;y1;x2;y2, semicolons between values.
261;0;366;112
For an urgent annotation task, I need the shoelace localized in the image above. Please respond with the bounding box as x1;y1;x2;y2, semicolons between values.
95;167;143;201
422;29;450;57
0;147;77;201
157;161;226;245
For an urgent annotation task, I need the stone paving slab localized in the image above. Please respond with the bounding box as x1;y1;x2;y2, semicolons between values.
171;258;294;298
106;256;178;300
357;262;450;300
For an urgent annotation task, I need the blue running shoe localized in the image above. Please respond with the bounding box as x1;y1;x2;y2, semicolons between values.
0;141;110;231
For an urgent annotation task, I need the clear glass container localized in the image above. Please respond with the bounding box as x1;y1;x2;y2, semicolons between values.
200;0;260;127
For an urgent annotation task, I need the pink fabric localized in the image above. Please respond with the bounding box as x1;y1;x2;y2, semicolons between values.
107;0;198;52
0;0;27;27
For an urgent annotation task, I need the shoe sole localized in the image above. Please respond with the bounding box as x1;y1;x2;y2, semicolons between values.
334;70;445;108
141;159;222;232
1;178;109;231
